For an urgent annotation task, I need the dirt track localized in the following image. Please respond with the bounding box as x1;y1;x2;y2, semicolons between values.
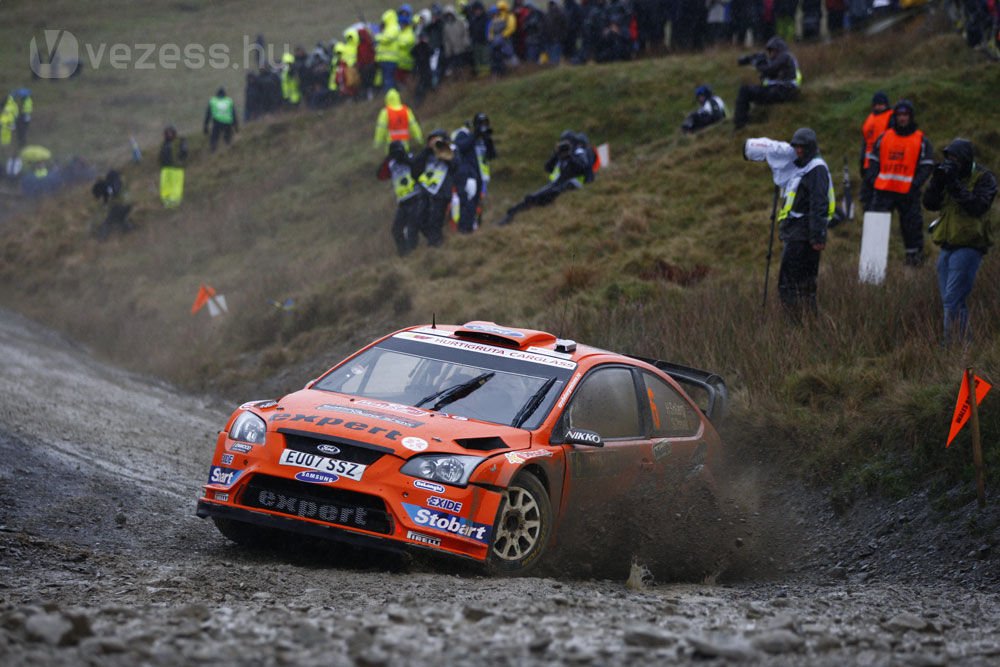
1;309;998;666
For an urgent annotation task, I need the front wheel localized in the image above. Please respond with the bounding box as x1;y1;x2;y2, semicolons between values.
486;472;552;575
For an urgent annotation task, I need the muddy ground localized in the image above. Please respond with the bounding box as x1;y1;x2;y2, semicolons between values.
1;308;998;666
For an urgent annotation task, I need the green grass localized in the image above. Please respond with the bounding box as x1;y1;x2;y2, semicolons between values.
2;7;999;505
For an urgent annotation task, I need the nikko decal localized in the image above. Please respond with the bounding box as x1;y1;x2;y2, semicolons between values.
229;442;253;453
504;449;554;465
208;466;244;487
406;530;441;547
426;496;463;513
295;470;340;484
403;503;492;543
413;479;446;493
566;429;602;445
269;413;406;442
318;403;425;428
278;449;366;481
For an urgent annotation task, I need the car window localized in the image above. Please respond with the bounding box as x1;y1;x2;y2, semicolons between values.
314;340;569;429
566;367;642;439
641;372;702;438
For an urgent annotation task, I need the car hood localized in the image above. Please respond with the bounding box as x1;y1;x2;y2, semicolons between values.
259;389;533;457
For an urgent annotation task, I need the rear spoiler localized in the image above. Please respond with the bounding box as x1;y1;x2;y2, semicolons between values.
627;355;729;423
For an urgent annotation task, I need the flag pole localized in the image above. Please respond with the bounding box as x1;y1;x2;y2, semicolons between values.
967;367;986;508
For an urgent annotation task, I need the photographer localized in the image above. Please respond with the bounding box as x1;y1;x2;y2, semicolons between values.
496;130;595;226
744;130;834;319
681;85;727;134
733;37;801;130
923;139;998;345
472;112;496;224
416;130;456;247
376;140;428;256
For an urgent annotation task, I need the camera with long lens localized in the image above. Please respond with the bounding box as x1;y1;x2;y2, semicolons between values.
738;52;766;67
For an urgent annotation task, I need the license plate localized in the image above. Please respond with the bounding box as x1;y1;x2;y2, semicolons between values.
279;449;366;481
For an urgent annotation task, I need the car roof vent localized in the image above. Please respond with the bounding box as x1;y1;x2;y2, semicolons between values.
455;321;557;350
454;436;509;451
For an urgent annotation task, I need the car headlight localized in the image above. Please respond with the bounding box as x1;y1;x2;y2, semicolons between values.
400;455;483;486
229;411;266;445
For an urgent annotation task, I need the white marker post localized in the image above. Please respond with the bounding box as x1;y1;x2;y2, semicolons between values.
859;211;891;284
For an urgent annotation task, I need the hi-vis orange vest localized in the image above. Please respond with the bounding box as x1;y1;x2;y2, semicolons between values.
861;110;891;170
874;129;924;194
387;106;410;142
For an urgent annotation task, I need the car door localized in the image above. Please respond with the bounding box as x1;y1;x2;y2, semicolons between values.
637;370;710;502
555;365;651;520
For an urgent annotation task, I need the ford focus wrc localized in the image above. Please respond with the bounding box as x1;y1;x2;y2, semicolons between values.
196;322;728;574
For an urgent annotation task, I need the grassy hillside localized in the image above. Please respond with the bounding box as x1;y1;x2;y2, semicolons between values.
2;7;999;506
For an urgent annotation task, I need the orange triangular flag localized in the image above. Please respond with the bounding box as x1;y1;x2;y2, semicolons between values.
190;283;216;315
947;372;992;447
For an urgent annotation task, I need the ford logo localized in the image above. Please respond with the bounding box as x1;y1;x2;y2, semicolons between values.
414;479;446;493
317;444;341;456
295;470;339;484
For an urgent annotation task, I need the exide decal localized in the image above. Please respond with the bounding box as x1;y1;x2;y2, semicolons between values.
426;496;463;513
413;480;446;493
270;413;404;442
504;449;554;465
295;470;340;484
208;466;244;487
402;503;492;543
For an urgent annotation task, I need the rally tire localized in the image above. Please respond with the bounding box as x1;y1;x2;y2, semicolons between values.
486;472;552;575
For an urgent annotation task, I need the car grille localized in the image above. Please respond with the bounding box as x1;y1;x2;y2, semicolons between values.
279;430;389;465
240;474;392;534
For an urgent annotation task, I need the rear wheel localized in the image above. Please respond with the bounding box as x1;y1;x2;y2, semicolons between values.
487;472;552;575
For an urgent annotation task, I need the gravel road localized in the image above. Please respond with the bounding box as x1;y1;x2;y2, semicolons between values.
1;309;997;666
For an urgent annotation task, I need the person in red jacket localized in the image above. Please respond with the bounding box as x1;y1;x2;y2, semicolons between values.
858;91;892;210
864;99;935;266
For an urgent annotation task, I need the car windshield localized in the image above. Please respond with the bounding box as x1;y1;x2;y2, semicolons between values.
313;332;575;429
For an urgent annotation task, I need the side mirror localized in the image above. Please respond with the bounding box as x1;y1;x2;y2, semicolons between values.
565;428;603;447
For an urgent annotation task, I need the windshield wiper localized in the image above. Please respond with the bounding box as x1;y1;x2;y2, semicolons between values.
415;372;495;412
512;376;557;428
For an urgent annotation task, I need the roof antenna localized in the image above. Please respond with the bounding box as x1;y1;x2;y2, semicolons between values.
432;313;436;329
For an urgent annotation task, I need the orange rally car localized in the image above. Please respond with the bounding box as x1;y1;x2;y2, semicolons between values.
196;321;728;574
